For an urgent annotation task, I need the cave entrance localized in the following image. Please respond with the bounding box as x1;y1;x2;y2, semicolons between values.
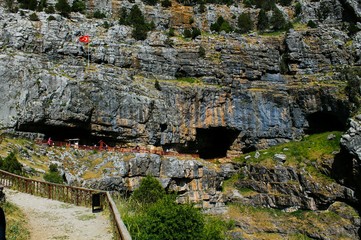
17;123;96;145
196;127;240;159
305;112;345;134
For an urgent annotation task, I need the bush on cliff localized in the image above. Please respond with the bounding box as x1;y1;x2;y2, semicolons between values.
122;175;227;239
43;163;63;184
71;0;86;13
55;0;71;17
0;152;23;175
131;175;166;204
237;12;253;33
210;16;233;33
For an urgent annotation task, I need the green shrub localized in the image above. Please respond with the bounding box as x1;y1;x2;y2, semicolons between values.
128;5;146;26
45;5;55;14
29;12;40;21
37;0;47;11
211;16;233;33
71;0;86;13
128;5;154;40
295;2;302;16
238;12;253;33
184;28;192;38
155;79;162;91
136;196;204;240
307;20;317;28
168;27;175;37
5;0;14;12
257;9;268;31
132;24;148;40
43;163;63;184
93;10;106;19
47;15;56;21
131;175;166;204
199;46;206;58
103;21;110;29
18;0;38;10
0;152;23;175
202;216;231;240
118;7;129;25
55;0;71;17
270;7;289;31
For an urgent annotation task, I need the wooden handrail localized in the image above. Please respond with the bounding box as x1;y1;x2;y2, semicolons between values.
0;169;131;240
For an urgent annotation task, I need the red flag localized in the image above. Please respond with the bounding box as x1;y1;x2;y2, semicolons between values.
79;35;90;43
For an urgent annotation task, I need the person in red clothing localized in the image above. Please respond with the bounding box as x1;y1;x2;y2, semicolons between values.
47;137;53;146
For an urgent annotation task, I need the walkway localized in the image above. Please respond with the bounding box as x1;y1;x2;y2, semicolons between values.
5;189;113;240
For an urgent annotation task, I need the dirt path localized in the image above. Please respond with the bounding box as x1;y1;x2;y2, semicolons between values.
5;189;113;240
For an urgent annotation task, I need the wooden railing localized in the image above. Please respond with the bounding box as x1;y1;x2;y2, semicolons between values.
0;169;131;240
37;140;200;159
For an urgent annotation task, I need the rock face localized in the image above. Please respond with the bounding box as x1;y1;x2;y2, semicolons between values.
0;0;358;157
340;115;361;194
229;164;357;211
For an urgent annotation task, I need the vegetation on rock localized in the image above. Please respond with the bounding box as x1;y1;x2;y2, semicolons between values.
0;152;23;176
43;163;63;184
2;201;30;240
119;176;230;239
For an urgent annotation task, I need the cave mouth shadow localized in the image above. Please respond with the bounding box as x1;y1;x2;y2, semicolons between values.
196;127;240;159
305;111;346;134
16;123;101;145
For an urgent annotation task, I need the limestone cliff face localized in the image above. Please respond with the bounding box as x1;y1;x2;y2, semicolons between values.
0;0;358;156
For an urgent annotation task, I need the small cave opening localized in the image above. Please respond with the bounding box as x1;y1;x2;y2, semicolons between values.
305;112;346;134
196;127;240;159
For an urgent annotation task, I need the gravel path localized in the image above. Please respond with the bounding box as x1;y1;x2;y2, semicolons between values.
5;189;113;240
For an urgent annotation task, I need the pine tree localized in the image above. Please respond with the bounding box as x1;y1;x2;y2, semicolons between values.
257;9;268;32
37;0;47;11
55;0;71;17
72;0;86;13
238;12;253;33
270;7;287;31
28;0;38;11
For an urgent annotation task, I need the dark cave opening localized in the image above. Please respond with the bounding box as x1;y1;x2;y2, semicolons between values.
196;127;240;159
16;123;97;145
305;112;346;134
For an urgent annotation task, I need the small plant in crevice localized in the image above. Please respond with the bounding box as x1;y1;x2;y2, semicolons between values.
307;20;318;28
154;79;162;91
29;12;40;21
199;46;206;58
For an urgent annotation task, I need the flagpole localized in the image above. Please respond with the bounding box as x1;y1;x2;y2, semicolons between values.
87;43;90;67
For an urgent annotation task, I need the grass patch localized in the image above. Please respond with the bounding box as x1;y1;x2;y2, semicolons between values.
174;77;200;84
2;201;30;240
236;131;341;166
235;132;342;184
